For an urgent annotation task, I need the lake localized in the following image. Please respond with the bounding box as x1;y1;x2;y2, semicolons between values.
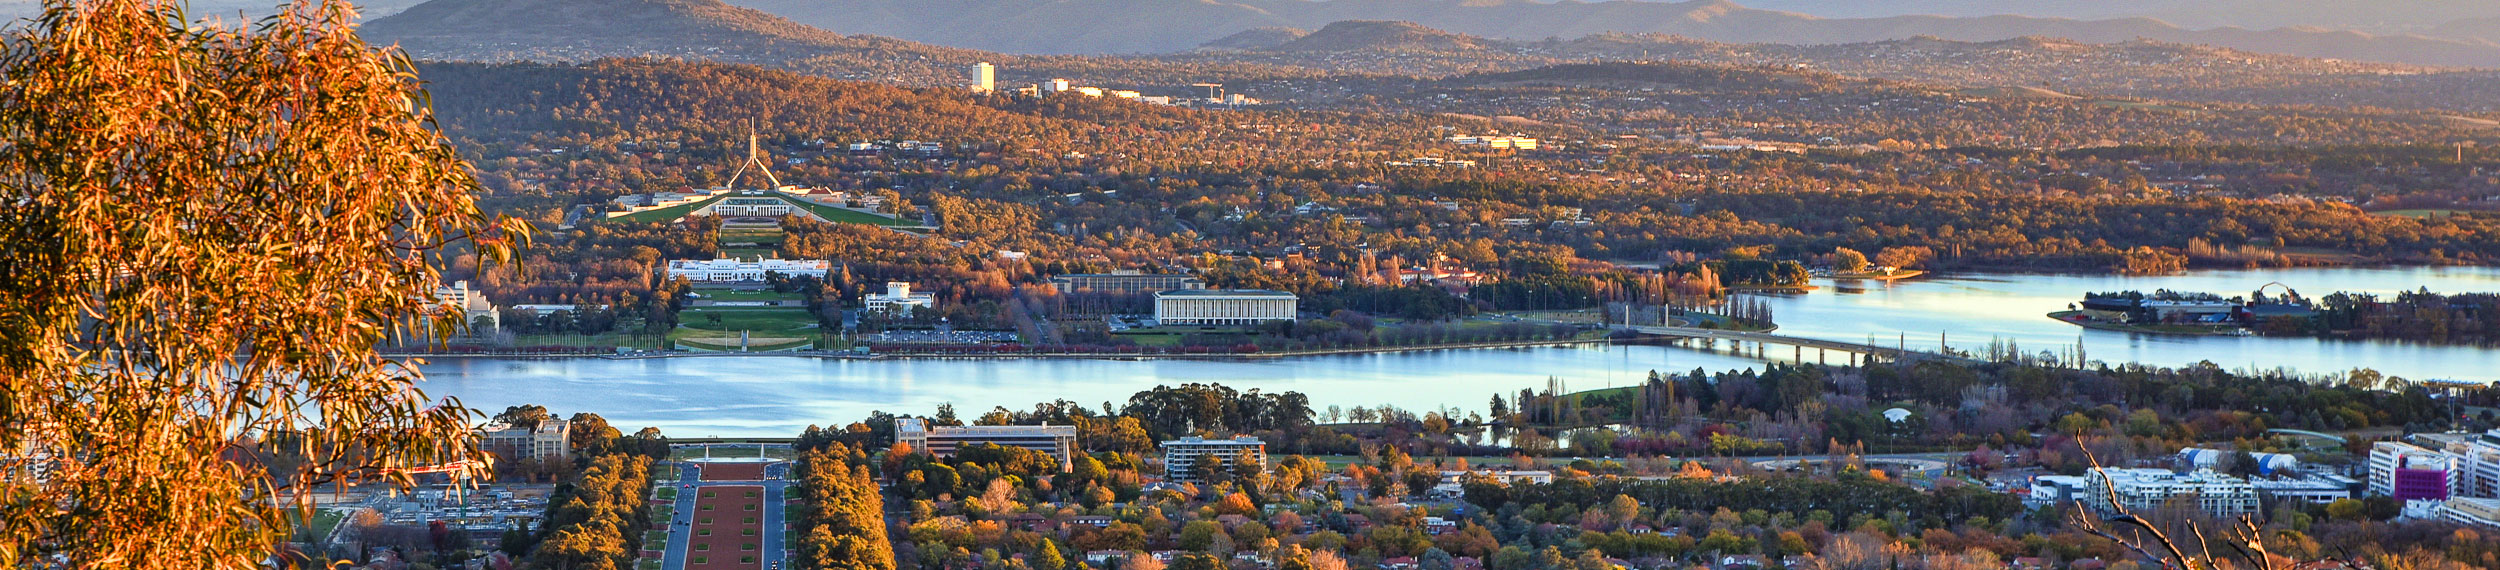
419;266;2500;436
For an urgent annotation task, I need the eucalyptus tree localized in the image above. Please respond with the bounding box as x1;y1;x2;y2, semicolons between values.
0;0;525;565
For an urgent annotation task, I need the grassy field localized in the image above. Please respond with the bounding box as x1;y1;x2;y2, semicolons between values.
678;307;817;332
301;509;345;540
690;289;802;302
774;193;915;226
2373;209;2470;219
674;335;813;351
608;194;730;223
655;487;677;501
1119;334;1185;347
671;445;791;460
654;463;678;482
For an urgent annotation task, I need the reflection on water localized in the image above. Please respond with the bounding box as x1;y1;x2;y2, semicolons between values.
421;266;2500;436
1755;266;2500;379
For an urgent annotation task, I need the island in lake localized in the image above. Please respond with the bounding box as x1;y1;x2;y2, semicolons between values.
2052;286;2500;345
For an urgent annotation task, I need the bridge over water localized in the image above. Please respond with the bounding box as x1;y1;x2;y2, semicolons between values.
1612;324;1977;366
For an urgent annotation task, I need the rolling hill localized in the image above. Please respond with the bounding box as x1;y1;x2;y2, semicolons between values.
361;0;997;84
719;0;2500;67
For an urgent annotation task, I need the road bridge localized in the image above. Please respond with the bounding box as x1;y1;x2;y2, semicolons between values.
1613;324;1975;366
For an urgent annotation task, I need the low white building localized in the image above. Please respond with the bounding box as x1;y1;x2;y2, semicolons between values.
1153;289;1297;326
896;418;1080;471
713;195;796;217
865;282;935;315
2029;475;2091;506
2084;468;2261;517
664;258;831;282
2251;474;2361;505
2437;497;2500;529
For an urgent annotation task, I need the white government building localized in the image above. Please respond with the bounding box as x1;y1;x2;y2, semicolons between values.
865;281;936;315
1153;289;1298;325
664;258;831;282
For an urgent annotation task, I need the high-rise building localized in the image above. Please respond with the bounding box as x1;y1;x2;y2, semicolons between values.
1161;435;1267;484
970;62;995;93
2370;441;2453;500
895;418;1079;471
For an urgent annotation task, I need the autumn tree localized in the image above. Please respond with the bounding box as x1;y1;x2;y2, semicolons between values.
798;447;895;570
0;0;524;566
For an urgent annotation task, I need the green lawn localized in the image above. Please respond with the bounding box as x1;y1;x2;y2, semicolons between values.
654;463;678;481
655;487;678;501
719;227;786;240
300;509;345;540
608;194;731;223
690;289;802;302
772;193;916;226
677;307;818;332
674;335;814;352
644;530;669;546
1118;334;1184;347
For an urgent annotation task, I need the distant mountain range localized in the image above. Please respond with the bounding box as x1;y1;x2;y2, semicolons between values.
1733;0;2500;34
719;0;2500;67
359;0;1001;83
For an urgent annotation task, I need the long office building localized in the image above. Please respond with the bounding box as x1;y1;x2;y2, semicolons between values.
1050;271;1207;295
1161;435;1267;484
2084;468;2261;517
664;258;831;282
1153;289;1297;325
895;418;1079;471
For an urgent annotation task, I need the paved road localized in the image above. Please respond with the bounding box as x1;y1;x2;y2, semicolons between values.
659;461;794;570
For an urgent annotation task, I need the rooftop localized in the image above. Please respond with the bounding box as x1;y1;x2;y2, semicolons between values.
1164;435;1265;445
1154;289;1296;298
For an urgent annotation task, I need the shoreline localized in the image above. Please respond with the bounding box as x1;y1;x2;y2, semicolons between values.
382;337;1622;362
1828;269;1925;281
2044;310;2244;336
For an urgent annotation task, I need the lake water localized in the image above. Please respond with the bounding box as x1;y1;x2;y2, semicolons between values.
419;266;2500;436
